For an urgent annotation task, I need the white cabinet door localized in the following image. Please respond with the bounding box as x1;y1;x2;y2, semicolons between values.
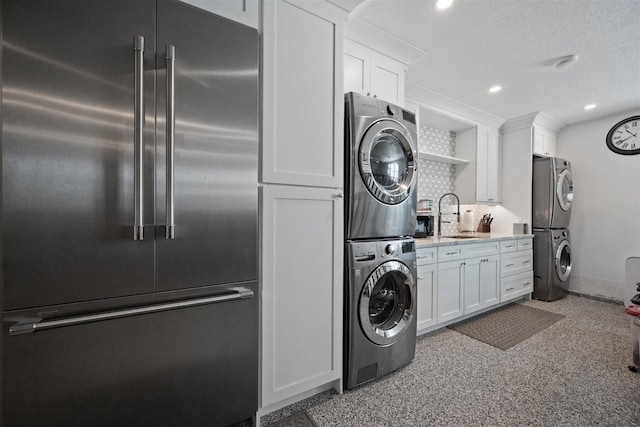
343;39;406;106
179;0;258;29
533;127;557;157
455;127;501;204
479;255;500;308
437;260;465;323
463;257;482;314
417;264;437;330
262;0;344;188
476;129;501;203
371;53;406;106
261;185;343;407
344;39;370;94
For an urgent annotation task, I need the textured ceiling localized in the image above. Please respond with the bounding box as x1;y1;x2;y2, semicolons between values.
347;0;640;126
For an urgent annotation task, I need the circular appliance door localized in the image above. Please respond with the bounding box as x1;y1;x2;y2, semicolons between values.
359;260;416;346
556;169;574;211
359;120;416;205
555;240;572;282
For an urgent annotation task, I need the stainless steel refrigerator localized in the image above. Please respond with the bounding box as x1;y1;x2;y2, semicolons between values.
1;1;259;425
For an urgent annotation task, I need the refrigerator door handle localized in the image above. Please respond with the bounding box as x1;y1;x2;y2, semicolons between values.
8;287;254;336
165;44;176;239
133;35;145;241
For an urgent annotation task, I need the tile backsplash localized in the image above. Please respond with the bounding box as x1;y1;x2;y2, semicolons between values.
416;124;458;235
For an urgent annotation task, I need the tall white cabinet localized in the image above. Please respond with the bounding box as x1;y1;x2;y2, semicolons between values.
455;126;502;204
260;0;346;413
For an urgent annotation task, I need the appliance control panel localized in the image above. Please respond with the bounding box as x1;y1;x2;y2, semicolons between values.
350;239;415;264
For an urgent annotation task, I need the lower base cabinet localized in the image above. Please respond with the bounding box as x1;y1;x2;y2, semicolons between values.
419;238;531;332
416;263;437;330
260;185;343;407
437;260;465;323
463;254;500;315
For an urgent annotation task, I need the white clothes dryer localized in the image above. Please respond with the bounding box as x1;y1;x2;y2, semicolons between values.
345;92;418;240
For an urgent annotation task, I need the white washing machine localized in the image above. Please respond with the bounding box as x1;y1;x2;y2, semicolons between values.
533;229;572;301
533;157;574;229
345;92;418;240
344;237;417;389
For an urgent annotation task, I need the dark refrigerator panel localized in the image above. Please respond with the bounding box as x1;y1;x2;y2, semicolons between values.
3;282;258;427
2;0;156;310
155;0;258;292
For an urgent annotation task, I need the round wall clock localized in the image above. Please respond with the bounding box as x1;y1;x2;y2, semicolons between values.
606;115;640;155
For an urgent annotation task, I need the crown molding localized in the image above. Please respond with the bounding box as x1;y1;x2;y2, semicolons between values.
405;81;505;130
344;17;427;65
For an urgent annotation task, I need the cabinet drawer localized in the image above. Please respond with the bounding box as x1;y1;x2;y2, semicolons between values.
500;239;518;253
465;241;499;258
500;250;533;277
501;271;533;302
517;238;533;251
438;245;465;262
416;247;437;265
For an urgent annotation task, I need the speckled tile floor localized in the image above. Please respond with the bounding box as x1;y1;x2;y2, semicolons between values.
263;295;640;426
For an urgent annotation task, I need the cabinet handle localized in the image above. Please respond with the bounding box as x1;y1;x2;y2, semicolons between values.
523;260;531;264
165;44;176;239
506;263;514;267
133;35;145;241
335;192;344;198
417;255;432;259
523;282;531;286
505;244;515;248
418;275;430;280
446;251;458;256
506;287;514;292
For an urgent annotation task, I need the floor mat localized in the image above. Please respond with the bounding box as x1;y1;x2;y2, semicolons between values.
448;303;565;350
268;410;318;427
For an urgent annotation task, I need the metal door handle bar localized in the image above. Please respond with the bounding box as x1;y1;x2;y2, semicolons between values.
165;44;176;239
9;287;253;336
134;35;145;241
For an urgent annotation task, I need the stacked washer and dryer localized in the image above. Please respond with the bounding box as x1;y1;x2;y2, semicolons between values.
343;92;418;389
532;157;574;301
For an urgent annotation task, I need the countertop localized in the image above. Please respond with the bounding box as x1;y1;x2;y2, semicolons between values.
415;233;534;248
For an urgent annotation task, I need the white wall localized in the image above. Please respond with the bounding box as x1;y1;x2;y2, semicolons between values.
556;110;640;302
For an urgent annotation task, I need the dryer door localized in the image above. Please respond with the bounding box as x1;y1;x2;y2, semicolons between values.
556;169;574;211
359;120;416;205
359;260;416;346
555;240;572;282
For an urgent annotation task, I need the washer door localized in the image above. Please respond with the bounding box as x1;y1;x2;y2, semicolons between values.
359;120;416;205
359;260;416;346
556;169;574;211
555;240;572;282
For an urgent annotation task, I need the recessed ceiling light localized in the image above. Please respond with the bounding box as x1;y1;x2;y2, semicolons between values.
554;54;579;69
489;86;501;93
436;0;454;10
584;104;597;110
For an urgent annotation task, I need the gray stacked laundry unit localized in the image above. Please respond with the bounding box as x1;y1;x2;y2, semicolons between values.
532;157;574;301
343;92;419;389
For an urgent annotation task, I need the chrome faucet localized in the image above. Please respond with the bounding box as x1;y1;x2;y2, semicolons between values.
437;192;460;236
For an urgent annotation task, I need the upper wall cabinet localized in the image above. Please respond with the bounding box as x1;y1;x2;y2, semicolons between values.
262;0;344;188
533;126;557;157
455;126;502;204
179;0;259;29
344;39;406;106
